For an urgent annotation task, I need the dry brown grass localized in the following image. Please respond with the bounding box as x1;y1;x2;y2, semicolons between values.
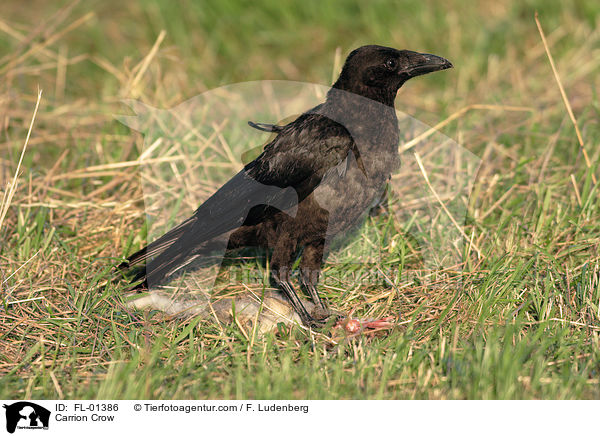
1;1;599;399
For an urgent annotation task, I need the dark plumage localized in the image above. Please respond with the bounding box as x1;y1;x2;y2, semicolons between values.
119;45;452;327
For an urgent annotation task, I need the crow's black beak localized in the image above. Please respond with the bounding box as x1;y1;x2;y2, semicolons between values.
404;53;453;78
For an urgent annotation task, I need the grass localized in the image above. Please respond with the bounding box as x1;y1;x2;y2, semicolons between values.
1;0;600;399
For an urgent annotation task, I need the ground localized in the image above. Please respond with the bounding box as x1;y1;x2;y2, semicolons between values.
0;0;599;399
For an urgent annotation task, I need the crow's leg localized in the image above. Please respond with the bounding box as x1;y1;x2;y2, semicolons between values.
228;226;317;326
270;234;317;326
299;240;328;318
275;276;315;326
369;182;390;217
300;240;344;323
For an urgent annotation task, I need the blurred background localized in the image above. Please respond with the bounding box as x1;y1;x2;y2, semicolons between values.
2;0;598;170
1;0;600;399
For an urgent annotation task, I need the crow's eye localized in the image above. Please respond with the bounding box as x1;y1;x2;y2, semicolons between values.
385;58;397;71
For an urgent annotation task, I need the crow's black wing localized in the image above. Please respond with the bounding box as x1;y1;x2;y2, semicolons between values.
122;112;354;286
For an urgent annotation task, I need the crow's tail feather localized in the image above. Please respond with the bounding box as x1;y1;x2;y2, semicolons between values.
119;215;198;270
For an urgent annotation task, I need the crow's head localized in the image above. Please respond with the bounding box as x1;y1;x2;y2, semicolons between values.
333;45;452;103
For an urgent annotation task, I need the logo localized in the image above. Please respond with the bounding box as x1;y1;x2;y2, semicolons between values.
3;402;50;434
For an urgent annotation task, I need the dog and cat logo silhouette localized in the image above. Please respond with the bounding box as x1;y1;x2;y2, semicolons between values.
3;402;50;433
